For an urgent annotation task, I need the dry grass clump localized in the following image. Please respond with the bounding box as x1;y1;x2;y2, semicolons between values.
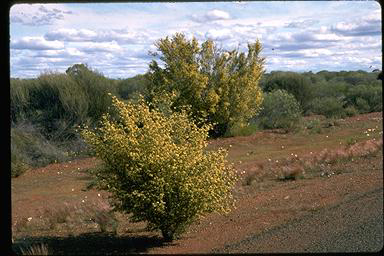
42;204;72;229
244;138;382;184
14;199;118;236
19;243;49;255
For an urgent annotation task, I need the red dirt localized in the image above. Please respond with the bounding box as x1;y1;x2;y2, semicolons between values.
11;112;383;254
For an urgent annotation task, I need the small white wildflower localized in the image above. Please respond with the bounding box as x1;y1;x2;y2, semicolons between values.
268;158;272;162
291;153;294;156
77;167;80;170
368;129;372;132
71;188;74;192
294;154;298;158
326;135;329;138
98;193;101;197
229;144;232;148
27;217;32;222
82;200;85;203
275;160;279;163
367;134;370;136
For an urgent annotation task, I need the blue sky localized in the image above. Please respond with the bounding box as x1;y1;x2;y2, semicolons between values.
10;1;381;78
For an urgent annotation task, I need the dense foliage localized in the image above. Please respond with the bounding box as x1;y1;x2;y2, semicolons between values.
80;95;238;241
117;74;147;100
146;33;264;137
262;71;313;112
253;89;302;132
10;59;382;177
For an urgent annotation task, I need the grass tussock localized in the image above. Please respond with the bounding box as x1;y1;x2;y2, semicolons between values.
14;199;119;235
19;243;49;256
243;138;383;184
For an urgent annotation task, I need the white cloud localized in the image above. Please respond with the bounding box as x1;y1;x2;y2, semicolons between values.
44;28;97;41
9;2;382;78
286;19;319;28
10;4;73;26
11;36;64;50
331;16;381;37
205;28;233;41
44;28;157;45
78;41;123;53
191;9;231;23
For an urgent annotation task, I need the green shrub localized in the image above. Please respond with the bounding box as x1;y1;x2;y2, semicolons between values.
80;94;238;241
10;78;34;123
309;96;346;118
66;64;117;122
355;97;370;113
344;105;359;117
305;119;323;134
253;89;302;132
117;74;147;100
263;71;313;112
11;123;71;177
346;84;382;113
225;123;260;137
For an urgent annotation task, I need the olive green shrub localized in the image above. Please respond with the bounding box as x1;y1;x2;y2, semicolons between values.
80;94;238;241
310;96;346;118
252;89;302;132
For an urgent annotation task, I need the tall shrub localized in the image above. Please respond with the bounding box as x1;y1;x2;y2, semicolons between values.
80;94;238;241
146;33;264;137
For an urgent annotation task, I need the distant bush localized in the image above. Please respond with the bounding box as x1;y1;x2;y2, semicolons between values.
225;123;260;137
309;96;346;118
253;89;302;132
26;72;90;140
80;94;238;241
66;64;117;121
344;105;359;117
117;74;147;100
345;84;382;113
10;78;34;123
11;123;71;177
263;71;313;112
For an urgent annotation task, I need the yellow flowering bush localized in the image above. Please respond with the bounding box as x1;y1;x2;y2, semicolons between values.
80;94;238;241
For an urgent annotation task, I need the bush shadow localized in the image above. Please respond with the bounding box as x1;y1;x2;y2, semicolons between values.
13;232;172;255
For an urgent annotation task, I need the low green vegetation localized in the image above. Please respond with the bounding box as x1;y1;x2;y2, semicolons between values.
252;89;302;132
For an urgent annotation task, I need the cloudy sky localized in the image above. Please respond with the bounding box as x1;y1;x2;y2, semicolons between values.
10;1;381;79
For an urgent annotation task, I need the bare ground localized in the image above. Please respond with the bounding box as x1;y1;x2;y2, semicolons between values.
11;112;383;254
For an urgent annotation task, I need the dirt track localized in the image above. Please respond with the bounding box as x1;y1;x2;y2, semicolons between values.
215;187;383;253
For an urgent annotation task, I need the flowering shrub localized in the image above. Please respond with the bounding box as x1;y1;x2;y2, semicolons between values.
80;95;237;241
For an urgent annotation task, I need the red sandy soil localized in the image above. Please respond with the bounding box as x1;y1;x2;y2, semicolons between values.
11;112;383;254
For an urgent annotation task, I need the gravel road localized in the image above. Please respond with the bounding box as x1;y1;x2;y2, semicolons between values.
214;187;383;253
